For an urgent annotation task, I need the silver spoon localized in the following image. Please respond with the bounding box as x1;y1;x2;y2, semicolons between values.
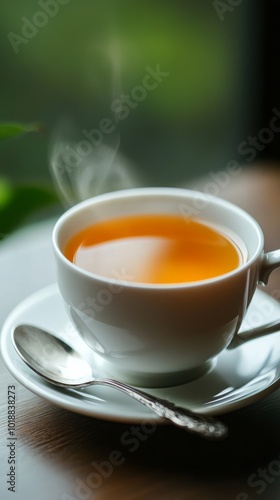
12;324;228;439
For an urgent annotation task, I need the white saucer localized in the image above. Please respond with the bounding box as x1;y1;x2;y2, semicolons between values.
1;284;280;423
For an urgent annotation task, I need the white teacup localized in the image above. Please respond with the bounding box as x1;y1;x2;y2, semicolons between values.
52;187;280;387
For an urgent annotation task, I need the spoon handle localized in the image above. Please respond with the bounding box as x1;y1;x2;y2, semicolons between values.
94;378;228;439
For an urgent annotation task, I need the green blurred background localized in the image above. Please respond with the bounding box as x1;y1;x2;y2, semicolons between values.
0;0;266;236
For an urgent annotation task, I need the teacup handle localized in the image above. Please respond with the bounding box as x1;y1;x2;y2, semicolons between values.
228;250;280;349
259;249;280;285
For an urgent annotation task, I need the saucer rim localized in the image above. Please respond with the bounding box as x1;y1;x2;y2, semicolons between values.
1;284;280;423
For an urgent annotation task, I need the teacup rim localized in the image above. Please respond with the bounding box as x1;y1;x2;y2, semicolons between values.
52;187;264;289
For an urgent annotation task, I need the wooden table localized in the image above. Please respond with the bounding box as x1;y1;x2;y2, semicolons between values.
1;165;280;500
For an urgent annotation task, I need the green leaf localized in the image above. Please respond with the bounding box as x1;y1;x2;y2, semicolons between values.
0;178;13;206
0;122;43;141
0;184;59;239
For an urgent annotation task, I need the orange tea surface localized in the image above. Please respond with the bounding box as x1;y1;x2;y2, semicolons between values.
64;214;242;284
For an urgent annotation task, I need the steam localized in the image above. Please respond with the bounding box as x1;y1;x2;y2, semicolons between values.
49;40;142;206
50;128;141;206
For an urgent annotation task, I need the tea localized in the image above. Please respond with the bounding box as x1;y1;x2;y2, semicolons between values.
64;214;243;284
